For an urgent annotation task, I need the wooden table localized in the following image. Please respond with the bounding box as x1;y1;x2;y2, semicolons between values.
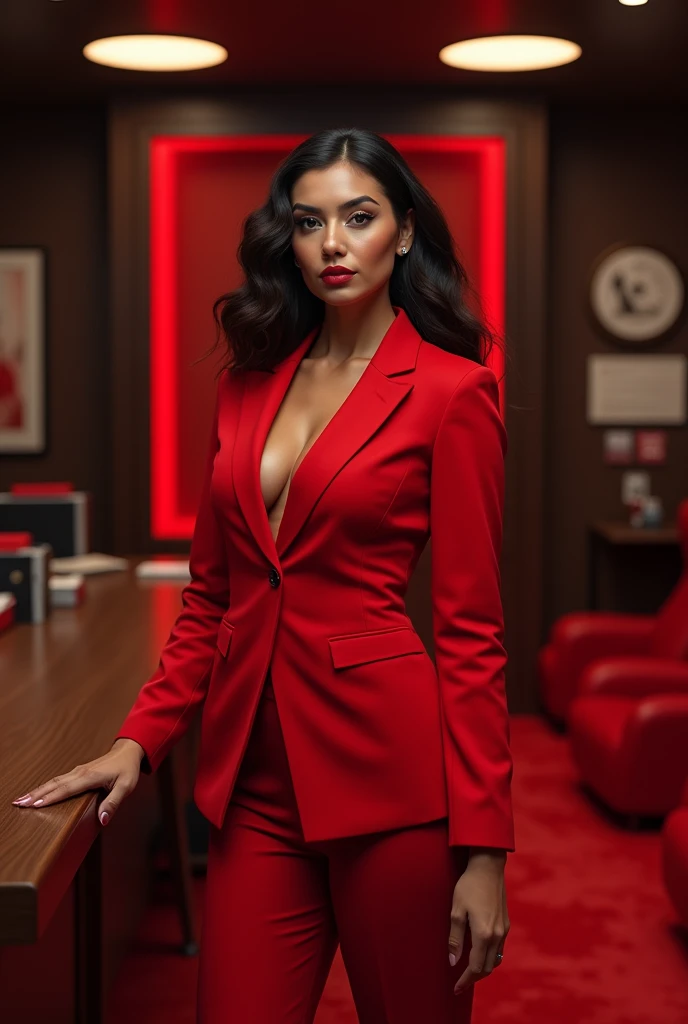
587;520;681;611
0;557;197;1022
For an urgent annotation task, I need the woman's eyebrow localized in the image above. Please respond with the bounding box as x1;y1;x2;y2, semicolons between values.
292;195;381;213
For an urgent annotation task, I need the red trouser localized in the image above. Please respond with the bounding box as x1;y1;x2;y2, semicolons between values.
197;667;475;1023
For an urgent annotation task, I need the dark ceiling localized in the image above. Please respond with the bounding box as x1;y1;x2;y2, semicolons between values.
1;0;687;105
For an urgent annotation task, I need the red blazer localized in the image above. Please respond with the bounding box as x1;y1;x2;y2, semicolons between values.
114;305;515;851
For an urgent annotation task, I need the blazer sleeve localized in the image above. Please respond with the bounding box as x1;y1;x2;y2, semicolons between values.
430;363;515;852
112;372;231;774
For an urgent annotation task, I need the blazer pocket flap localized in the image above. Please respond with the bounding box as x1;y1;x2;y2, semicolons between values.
328;626;426;670
216;618;235;658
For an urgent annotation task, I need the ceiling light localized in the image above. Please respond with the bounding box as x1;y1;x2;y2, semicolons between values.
619;1;648;6
439;34;582;72
82;34;228;72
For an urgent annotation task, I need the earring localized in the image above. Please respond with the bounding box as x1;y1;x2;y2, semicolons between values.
294;259;300;267
400;246;408;255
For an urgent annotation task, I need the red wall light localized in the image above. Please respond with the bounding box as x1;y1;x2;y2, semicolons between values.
150;134;506;540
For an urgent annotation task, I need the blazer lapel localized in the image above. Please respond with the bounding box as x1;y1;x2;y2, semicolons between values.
232;306;422;564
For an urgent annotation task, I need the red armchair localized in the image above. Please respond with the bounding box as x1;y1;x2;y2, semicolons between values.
538;498;688;723
662;777;688;929
567;656;688;818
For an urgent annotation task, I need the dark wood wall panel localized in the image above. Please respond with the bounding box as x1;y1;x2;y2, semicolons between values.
546;103;688;630
0;105;111;552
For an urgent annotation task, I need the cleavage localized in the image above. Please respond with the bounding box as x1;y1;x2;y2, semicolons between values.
259;359;368;542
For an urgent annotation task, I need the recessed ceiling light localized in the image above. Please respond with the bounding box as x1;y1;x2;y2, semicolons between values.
82;34;228;72
619;1;648;6
439;34;582;72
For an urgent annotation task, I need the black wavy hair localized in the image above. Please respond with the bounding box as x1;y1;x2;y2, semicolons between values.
199;127;506;377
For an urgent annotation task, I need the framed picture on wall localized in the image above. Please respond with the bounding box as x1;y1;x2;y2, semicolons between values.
588;243;685;348
0;247;46;454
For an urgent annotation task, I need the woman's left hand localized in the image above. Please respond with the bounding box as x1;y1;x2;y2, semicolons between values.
448;849;509;996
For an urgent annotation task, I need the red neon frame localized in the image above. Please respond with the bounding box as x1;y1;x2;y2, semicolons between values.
150;134;506;539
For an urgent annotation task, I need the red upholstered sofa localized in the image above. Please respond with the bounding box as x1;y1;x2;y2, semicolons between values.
538;498;688;724
661;777;688;929
567;655;688;818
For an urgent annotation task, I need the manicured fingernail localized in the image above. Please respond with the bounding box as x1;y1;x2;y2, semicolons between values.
99;810;109;825
33;799;44;806
449;953;457;966
13;795;32;805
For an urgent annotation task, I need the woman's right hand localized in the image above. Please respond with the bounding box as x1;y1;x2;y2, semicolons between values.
11;738;146;826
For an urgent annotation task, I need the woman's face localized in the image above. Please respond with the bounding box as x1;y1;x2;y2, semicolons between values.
290;160;414;306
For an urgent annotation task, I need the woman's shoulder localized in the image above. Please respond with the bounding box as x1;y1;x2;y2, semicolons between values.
416;340;495;402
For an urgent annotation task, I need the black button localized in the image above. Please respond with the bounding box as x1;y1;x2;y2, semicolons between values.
268;568;281;588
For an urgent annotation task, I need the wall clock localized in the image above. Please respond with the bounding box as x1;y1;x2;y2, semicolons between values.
588;243;685;348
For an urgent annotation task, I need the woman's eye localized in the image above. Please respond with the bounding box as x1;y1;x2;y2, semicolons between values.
296;216;318;229
350;212;373;226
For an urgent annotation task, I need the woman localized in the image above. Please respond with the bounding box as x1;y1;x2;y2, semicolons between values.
13;128;515;1023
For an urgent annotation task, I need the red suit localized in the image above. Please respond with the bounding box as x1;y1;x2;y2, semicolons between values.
115;305;515;1021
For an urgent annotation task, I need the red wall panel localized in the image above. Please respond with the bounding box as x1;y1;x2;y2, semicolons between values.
150;135;506;539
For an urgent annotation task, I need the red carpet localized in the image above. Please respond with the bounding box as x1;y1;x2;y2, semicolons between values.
105;715;688;1023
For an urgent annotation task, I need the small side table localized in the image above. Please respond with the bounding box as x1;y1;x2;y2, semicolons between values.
587;520;681;612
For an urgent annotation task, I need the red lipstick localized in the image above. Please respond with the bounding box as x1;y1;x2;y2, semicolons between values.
320;265;356;287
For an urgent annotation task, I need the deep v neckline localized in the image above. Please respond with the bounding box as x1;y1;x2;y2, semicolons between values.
232;304;417;564
260;320;384;546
